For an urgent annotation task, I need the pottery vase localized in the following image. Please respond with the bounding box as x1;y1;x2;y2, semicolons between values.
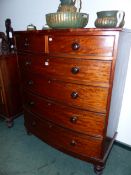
95;10;125;28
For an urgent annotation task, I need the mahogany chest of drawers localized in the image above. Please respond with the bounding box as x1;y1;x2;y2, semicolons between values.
15;28;129;174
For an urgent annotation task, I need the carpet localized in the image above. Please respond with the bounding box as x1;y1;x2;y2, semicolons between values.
0;116;131;175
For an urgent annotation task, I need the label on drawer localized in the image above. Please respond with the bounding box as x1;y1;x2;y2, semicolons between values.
44;61;49;66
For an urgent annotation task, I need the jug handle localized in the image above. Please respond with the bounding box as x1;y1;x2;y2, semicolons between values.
74;0;82;12
79;0;82;12
116;11;124;27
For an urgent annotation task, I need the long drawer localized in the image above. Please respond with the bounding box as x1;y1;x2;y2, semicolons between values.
24;92;106;137
24;110;103;159
47;35;115;57
23;74;109;113
18;53;111;87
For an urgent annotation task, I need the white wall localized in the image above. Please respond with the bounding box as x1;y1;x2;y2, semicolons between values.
82;0;131;28
116;50;131;146
0;0;59;31
0;0;131;31
0;0;131;145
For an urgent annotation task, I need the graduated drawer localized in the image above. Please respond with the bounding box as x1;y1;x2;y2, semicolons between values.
18;53;111;87
48;35;115;57
23;74;108;113
15;34;45;52
24;110;103;159
24;92;105;137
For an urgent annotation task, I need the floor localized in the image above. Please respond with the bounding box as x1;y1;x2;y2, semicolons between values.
0;116;131;175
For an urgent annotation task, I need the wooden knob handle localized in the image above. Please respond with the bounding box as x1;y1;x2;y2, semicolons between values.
28;80;34;85
24;42;29;47
70;116;78;123
24;38;29;47
71;67;80;74
72;42;80;50
71;92;78;99
29;101;35;106
25;61;31;65
70;140;77;146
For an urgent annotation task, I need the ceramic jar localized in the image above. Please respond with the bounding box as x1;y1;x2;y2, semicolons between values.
27;24;36;31
95;10;125;28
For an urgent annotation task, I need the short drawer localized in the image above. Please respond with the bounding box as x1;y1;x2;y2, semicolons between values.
48;35;115;57
23;74;108;113
24;110;103;159
24;92;106;137
15;34;45;52
18;53;111;87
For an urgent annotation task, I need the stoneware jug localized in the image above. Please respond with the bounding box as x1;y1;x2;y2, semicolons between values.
95;10;125;28
60;0;75;5
59;0;82;12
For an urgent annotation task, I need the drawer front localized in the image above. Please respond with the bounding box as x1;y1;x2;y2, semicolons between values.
48;35;115;57
18;54;111;87
24;110;103;158
15;34;45;52
42;57;111;87
24;92;105;137
24;74;108;113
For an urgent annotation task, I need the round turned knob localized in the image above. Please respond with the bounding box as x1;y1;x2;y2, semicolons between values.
71;42;80;50
29;101;35;106
28;80;34;85
24;42;29;47
48;80;51;84
25;61;31;65
49;124;53;128
24;38;29;47
71;67;80;74
70;140;77;146
71;92;78;99
70;116;78;123
47;102;52;106
48;122;53;128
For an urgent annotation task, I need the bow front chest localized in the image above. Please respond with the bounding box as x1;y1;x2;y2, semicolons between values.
15;28;130;174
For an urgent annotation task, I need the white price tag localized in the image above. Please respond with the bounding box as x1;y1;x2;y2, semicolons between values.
49;37;53;41
45;61;49;66
9;32;13;38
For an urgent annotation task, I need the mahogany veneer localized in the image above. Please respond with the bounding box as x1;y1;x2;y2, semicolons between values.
15;28;128;174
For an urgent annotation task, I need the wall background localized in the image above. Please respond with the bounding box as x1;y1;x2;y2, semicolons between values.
0;0;131;145
0;0;131;31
